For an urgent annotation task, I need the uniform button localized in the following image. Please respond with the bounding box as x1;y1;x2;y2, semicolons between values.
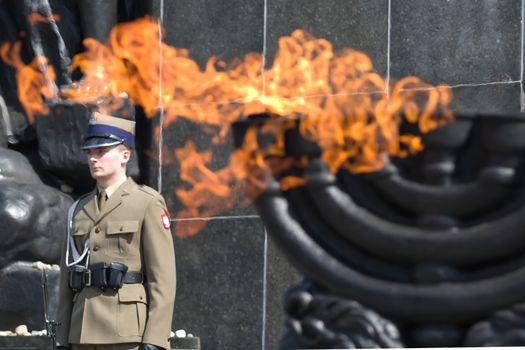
139;296;143;300
95;227;100;233
120;227;123;231
93;245;100;251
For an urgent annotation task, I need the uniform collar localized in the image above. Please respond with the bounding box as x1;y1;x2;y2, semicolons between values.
98;176;127;199
83;177;136;223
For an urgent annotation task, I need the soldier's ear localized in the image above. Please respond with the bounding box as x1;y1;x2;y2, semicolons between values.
119;146;131;164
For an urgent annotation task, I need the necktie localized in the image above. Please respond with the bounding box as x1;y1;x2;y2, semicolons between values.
98;190;107;211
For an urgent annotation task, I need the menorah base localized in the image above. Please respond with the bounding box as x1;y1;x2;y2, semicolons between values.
280;281;525;349
280;281;403;349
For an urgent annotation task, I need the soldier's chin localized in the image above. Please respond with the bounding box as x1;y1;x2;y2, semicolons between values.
90;169;103;179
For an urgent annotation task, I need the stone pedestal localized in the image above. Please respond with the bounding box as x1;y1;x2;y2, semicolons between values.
0;336;201;350
0;262;59;332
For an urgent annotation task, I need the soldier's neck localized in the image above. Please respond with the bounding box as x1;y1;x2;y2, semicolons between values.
96;173;127;192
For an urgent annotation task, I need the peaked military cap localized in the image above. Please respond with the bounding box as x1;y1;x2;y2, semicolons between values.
82;112;136;150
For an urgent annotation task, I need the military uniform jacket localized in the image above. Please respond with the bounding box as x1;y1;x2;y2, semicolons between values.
57;178;176;349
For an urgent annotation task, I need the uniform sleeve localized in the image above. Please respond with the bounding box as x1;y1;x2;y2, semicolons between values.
141;195;176;349
56;227;73;347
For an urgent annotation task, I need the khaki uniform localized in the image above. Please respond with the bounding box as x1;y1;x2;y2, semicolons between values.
57;178;176;349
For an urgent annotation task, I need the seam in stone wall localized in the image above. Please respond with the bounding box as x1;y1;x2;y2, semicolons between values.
520;0;525;112
262;0;268;98
155;80;520;112
387;0;392;106
171;215;260;222
261;2;269;347
403;80;521;93
261;227;268;350
157;0;165;192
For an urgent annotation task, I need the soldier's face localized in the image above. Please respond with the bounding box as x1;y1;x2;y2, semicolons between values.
86;145;130;180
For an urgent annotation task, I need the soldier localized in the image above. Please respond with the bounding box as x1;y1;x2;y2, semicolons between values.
56;112;176;350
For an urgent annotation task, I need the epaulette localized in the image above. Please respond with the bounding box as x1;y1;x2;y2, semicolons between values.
138;184;161;198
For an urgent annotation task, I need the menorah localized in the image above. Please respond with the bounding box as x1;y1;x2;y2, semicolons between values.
234;114;525;348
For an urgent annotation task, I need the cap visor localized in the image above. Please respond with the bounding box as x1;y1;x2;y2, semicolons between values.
81;137;123;150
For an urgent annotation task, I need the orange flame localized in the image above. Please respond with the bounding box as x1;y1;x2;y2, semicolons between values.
27;12;61;25
0;41;57;123
173;140;248;237
0;18;453;237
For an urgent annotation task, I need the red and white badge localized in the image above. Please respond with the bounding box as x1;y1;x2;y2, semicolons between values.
161;212;171;230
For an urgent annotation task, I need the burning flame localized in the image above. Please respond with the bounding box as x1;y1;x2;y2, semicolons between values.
0;17;453;237
0;41;57;123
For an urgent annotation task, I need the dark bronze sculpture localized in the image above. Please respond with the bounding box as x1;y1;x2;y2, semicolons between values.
234;114;525;348
0;0;150;333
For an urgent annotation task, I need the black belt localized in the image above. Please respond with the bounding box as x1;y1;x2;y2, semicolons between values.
83;269;143;287
122;271;143;284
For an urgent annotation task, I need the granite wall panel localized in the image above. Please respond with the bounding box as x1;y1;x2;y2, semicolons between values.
391;0;522;86
159;0;265;69
264;233;302;348
266;0;389;86
145;2;525;349
449;83;522;115
171;217;264;349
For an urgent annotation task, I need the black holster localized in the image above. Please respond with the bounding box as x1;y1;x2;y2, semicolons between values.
68;265;86;292
107;262;128;290
90;262;109;288
91;262;129;290
68;262;129;291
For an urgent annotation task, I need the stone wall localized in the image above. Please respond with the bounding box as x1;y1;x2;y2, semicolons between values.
148;1;523;348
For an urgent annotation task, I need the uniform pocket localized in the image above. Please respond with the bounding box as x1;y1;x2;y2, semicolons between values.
72;221;90;252
107;220;139;234
117;284;148;337
106;220;139;254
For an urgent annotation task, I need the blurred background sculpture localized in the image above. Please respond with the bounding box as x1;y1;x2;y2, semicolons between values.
233;114;525;348
0;0;150;335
